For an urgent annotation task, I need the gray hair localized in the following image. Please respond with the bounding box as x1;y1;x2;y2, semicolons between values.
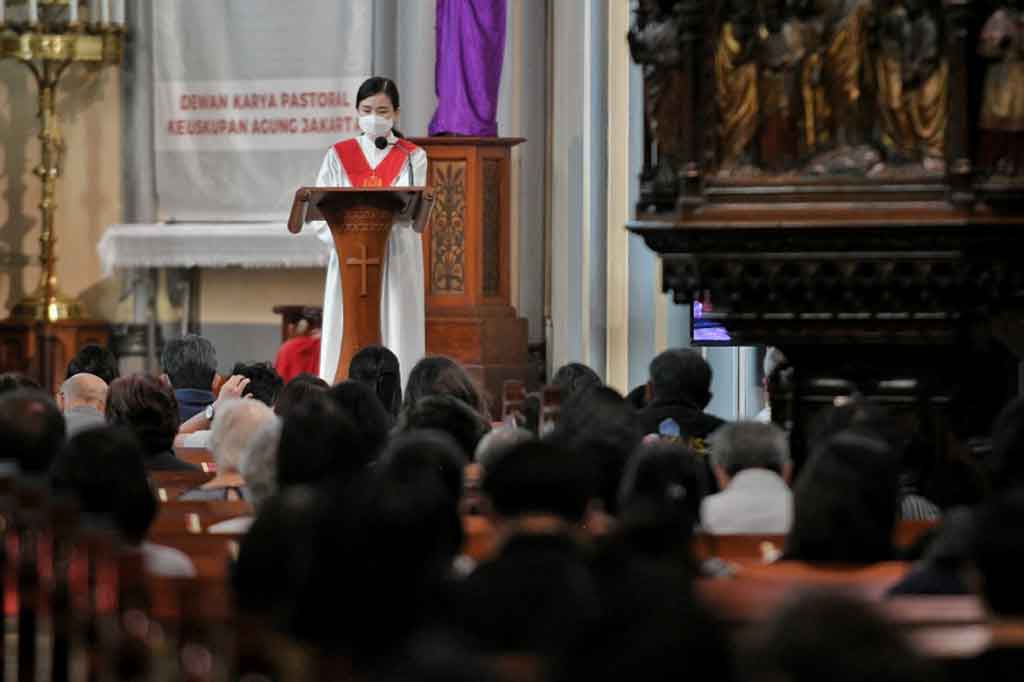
209;399;277;474
239;419;281;512
710;421;790;476
475;426;535;472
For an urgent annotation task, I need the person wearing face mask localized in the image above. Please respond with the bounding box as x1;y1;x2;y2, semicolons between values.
312;77;428;389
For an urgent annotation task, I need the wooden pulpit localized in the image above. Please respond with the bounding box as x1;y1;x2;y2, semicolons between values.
288;187;430;383
409;137;533;407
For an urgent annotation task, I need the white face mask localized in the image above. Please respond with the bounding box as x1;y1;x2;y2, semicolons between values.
358;114;394;138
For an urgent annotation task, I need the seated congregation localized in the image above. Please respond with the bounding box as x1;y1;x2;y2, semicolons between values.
0;336;1022;681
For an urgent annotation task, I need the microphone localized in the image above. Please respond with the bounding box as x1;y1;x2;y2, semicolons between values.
374;136;415;185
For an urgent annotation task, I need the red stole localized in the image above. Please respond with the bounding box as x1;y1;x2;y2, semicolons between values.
333;137;418;187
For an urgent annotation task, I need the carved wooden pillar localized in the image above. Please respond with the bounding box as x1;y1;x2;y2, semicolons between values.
410;137;532;408
944;0;974;207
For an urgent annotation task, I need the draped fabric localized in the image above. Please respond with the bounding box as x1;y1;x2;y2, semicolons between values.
428;0;507;137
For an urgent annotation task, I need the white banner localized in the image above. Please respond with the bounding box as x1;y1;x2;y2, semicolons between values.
153;1;373;221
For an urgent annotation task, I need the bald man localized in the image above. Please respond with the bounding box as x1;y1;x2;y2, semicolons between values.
57;373;108;437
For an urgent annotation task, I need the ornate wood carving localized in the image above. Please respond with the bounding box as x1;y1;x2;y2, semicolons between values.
482;159;501;296
430;161;467;294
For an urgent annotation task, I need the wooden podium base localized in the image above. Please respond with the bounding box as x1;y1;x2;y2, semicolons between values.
0;319;112;394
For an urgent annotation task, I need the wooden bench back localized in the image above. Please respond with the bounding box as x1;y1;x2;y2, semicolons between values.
151;500;253;536
150;470;216;502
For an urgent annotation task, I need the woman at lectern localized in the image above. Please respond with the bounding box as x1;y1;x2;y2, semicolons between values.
313;77;427;388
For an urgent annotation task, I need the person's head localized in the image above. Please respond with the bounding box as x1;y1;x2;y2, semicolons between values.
619;440;709;533
551;385;642;516
475;426;535;473
0;389;65;473
274;373;329;417
356;76;402;139
66;344;119;385
971;489;1024;616
50;426;157;545
741;592;938;682
551;362;602;401
377;430;468;505
349;345;402;417
209;399;278;475
329;381;394;460
239;419;281;513
160;334;217;391
403;356;490;420
277;390;370;490
786;430;899;563
0;372;41;395
397;395;491;460
989;395;1024;493
230;362;283;407
481;440;596;527
710;421;792;488
648;348;713;408
105;374;180;456
57;373;109;415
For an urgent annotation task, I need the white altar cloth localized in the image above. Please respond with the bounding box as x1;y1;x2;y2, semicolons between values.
97;223;331;276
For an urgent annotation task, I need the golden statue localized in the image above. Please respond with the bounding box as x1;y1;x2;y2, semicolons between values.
978;2;1024;176
824;0;872;146
757;5;805;172
873;0;947;170
716;17;759;170
799;13;832;158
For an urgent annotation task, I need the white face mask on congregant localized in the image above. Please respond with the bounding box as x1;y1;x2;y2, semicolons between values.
358;114;394;139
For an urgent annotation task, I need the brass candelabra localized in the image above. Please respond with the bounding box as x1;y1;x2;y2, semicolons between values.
1;0;124;321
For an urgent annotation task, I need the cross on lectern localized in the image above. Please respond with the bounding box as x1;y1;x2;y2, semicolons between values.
345;243;382;297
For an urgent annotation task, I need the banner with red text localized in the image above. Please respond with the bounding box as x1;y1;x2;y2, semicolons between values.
153;1;372;220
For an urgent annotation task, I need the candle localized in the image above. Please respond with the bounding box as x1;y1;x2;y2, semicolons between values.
100;0;109;25
69;0;78;23
111;0;123;25
28;0;38;24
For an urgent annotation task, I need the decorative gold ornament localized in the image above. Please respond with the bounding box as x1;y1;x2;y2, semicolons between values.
1;1;125;321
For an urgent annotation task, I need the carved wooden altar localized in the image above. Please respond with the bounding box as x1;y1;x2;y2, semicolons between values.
628;1;1024;463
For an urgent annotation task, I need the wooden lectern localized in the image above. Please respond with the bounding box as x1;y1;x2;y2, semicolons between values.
288;187;431;383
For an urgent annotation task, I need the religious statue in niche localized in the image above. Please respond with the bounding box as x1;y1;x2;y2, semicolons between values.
713;0;948;178
977;1;1024;177
629;0;690;200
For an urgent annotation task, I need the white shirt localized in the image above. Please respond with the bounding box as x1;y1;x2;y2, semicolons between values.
313;132;428;387
700;468;793;535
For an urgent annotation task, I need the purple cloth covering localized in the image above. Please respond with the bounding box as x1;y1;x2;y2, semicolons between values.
428;0;507;137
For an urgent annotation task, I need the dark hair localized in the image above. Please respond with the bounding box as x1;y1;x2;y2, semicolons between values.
481;440;596;523
989;395;1024;493
277;391;370;490
377;430;467;504
160;334;217;390
403;356;490;421
328;381;394;460
105;375;180;456
0;389;66;473
619;441;709;532
50;427;157;545
274;373;329;417
972;489;1024;616
786;431;900;563
741;592;938;682
649;349;712;408
356;76;404;138
230;361;284;407
66;344;119;385
551;362;602;400
550;385;642;515
397;395;491;460
0;372;41;395
349;345;402;417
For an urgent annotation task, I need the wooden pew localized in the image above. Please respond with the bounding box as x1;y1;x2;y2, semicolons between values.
150;470;215;502
174;447;217;472
151;500;253;536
